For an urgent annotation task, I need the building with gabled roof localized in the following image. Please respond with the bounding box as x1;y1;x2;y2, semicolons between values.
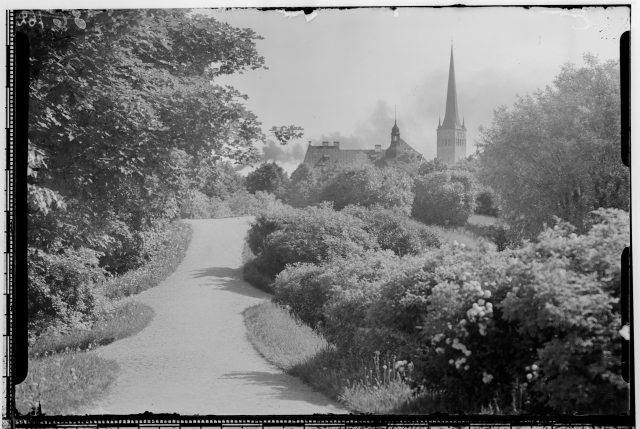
302;118;424;171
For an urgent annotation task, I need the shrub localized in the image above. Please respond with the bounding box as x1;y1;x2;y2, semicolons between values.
475;188;500;217
284;163;321;208
343;205;442;256
179;189;233;219
274;250;417;355
407;208;629;414
272;263;328;328
412;170;477;227
321;252;425;356
320;165;415;215
226;190;285;216
28;247;106;338
246;204;378;280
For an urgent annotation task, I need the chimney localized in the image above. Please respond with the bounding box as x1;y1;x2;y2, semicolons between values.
308;141;312;146
322;141;329;147
375;145;381;153
333;141;340;148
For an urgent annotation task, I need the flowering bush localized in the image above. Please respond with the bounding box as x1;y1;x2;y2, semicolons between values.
343;205;442;256
409;208;629;413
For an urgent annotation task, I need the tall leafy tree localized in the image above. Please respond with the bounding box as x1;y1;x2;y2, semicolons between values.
245;162;289;197
476;53;628;239
19;9;303;331
21;9;302;259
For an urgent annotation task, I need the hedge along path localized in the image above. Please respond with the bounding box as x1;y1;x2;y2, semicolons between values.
78;217;346;415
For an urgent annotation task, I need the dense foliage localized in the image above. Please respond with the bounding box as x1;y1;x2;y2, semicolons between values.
246;204;379;281
245;161;290;198
319;165;415;214
284;163;322;208
343;205;442;256
412;170;477;227
272;208;628;414
477;54;629;239
21;9;302;335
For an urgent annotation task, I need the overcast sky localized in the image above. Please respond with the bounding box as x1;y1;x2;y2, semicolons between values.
195;7;628;174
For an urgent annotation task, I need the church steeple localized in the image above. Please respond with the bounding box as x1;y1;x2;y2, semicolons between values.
441;44;461;128
391;105;400;143
436;43;466;166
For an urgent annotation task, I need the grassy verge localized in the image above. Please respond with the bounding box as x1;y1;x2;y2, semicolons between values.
29;300;154;358
243;301;424;413
467;214;498;226
16;351;119;415
18;220;193;415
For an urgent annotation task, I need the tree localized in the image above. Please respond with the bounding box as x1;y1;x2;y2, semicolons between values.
412;170;477;227
320;165;415;215
417;158;449;177
476;53;629;239
195;160;245;199
245;162;289;197
22;9;302;258
284;163;321;208
19;9;303;331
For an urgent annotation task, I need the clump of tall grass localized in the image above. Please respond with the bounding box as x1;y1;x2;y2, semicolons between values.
339;352;419;413
16;351;118;415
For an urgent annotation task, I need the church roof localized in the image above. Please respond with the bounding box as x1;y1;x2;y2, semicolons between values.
302;138;423;169
302;145;387;168
442;45;462;129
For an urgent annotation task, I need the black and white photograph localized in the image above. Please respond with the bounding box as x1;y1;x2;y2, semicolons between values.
9;3;632;419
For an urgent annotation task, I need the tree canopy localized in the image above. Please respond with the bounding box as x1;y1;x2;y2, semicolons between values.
21;9;302;267
245;162;289;197
476;53;628;239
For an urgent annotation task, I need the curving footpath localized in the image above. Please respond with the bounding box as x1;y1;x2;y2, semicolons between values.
79;217;346;415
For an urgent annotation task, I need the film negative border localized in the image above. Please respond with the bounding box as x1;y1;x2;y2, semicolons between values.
5;7;16;423
10;414;637;427
5;8;633;429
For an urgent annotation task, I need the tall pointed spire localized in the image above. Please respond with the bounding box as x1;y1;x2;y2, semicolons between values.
442;43;461;128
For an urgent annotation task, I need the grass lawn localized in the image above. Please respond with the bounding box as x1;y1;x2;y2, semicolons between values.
467;214;498;226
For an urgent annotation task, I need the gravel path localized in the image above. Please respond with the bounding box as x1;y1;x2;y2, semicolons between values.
81;217;346;415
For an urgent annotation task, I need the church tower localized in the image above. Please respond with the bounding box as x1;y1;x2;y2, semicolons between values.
437;44;466;165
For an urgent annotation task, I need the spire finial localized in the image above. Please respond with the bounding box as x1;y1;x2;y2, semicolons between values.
395;105;397;124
